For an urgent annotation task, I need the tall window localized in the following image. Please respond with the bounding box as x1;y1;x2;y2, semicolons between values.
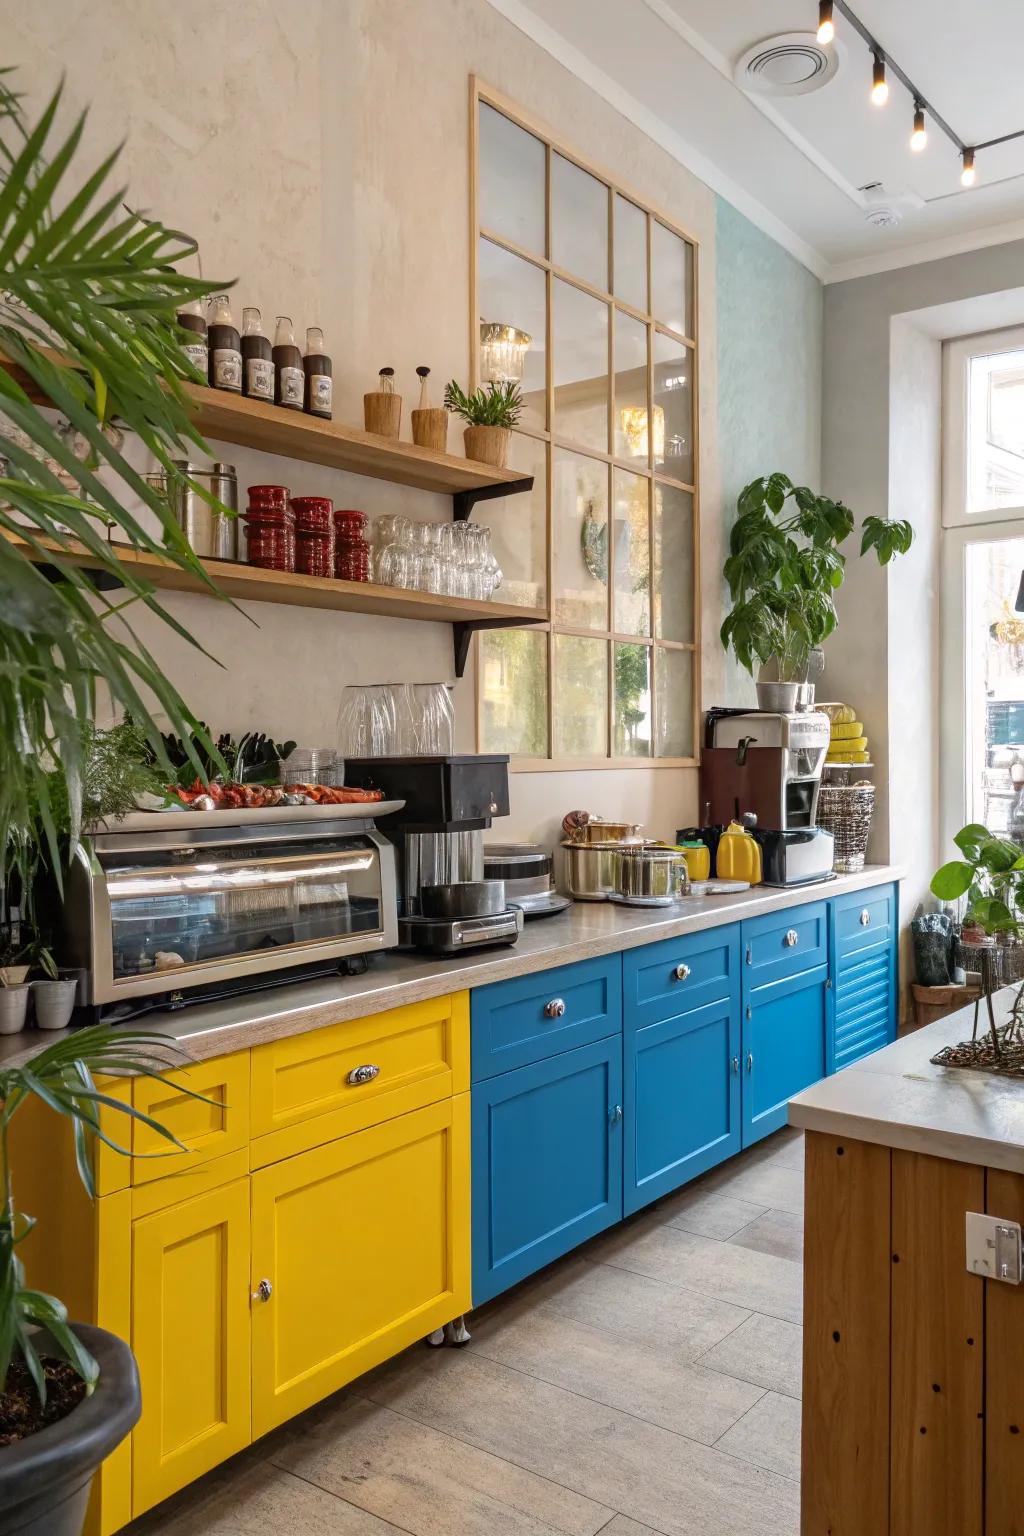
471;83;699;767
942;327;1024;841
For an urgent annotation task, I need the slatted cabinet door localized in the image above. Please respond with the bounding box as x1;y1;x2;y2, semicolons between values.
131;1178;252;1517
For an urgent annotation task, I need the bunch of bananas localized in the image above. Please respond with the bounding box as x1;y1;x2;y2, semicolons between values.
822;703;870;764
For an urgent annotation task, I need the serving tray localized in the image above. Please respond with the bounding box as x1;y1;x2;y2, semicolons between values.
87;799;406;833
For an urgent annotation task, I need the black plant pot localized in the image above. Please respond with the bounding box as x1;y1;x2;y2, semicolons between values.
0;1324;141;1536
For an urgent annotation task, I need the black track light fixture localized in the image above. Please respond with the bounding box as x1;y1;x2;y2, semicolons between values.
910;102;927;152
961;147;977;186
817;0;835;44
870;52;888;106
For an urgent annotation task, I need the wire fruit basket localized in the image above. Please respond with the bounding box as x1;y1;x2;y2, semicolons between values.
816;783;875;873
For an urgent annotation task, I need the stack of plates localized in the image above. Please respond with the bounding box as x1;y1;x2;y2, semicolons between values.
483;844;570;919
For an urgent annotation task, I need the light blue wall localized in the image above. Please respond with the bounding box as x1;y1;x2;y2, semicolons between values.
714;196;824;701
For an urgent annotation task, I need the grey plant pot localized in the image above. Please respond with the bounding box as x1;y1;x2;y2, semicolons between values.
0;985;30;1035
0;1323;141;1536
31;979;78;1032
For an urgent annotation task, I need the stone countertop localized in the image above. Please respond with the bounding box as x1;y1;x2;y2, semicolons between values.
789;989;1024;1173
0;864;901;1072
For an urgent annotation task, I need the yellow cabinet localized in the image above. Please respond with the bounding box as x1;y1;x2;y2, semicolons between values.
131;1050;250;1185
131;1178;252;1517
250;1093;470;1437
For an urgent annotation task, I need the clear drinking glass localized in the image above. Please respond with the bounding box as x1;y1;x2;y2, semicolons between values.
414;683;455;754
375;515;409;586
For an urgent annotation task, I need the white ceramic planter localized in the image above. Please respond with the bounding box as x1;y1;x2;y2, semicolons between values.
0;984;30;1034
31;977;78;1031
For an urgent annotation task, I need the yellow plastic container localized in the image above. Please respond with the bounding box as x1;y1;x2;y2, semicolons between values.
716;821;762;885
678;841;711;882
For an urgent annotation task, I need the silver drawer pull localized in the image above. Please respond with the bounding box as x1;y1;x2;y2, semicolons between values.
347;1063;380;1086
731;1056;740;1075
609;1103;623;1124
252;1278;273;1303
673;963;691;982
783;929;799;948
746;1052;754;1073
859;909;871;926
544;998;567;1018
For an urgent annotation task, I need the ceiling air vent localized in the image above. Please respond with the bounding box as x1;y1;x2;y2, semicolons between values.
734;32;839;96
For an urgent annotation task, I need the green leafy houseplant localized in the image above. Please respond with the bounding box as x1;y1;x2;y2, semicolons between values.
443;379;523;428
0;1026;198;1414
0;71;231;908
721;472;914;678
931;823;1024;936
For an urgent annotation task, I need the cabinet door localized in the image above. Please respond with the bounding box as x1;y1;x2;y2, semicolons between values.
829;886;897;1072
743;968;827;1147
471;954;622;1080
250;1095;470;1439
625;995;741;1215
472;1036;622;1304
131;1179;251;1517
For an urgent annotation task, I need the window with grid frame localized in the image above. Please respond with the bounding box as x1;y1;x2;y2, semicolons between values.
470;83;700;767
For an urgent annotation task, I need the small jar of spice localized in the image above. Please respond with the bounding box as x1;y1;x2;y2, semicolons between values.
292;495;335;579
334;508;371;582
245;484;295;573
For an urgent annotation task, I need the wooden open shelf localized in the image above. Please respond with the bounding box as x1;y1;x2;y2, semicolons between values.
15;534;547;673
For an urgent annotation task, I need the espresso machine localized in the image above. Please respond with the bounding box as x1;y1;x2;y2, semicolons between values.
344;755;524;954
700;709;834;885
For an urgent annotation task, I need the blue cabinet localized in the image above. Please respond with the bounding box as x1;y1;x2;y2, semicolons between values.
471;1034;623;1304
828;883;898;1071
471;954;621;1081
740;902;829;1147
622;927;742;1214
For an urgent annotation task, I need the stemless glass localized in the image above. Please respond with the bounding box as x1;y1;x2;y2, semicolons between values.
375;514;409;586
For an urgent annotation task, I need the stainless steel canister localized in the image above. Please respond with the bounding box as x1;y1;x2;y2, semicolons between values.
615;846;689;902
561;839;628;901
145;460;238;559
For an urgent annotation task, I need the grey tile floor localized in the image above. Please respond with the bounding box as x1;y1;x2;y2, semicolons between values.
130;1128;805;1536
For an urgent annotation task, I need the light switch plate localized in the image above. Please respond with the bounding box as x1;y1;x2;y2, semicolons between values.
966;1211;1023;1283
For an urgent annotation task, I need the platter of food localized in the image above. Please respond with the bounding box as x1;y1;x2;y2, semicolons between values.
89;785;405;833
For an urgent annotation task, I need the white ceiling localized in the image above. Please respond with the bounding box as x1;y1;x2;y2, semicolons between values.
487;0;1024;281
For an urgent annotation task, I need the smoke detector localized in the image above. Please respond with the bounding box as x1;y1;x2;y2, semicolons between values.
734;32;839;96
860;182;924;231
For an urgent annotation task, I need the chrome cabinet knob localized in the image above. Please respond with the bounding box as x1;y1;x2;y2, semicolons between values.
784;929;799;948
860;909;871;926
347;1063;380;1086
731;1056;740;1075
252;1278;273;1303
673;963;691;982
544;998;567;1018
609;1104;623;1124
746;1052;754;1073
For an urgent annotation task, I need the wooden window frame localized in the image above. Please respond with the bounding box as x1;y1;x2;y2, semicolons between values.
469;77;701;771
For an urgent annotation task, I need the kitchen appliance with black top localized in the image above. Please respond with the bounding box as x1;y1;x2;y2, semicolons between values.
701;709;835;886
345;755;525;953
64;806;399;1019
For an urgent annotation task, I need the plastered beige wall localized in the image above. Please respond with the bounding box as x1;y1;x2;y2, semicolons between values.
5;0;720;846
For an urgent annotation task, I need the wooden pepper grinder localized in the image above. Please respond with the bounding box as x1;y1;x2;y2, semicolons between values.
411;366;448;453
364;366;402;439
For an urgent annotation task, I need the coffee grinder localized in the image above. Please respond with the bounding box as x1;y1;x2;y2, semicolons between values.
344;754;524;953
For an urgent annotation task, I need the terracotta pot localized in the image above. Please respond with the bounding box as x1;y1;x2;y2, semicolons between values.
464;425;510;469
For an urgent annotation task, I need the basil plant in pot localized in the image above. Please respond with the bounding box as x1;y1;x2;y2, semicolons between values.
0;1026;202;1535
444;379;523;469
721;472;914;709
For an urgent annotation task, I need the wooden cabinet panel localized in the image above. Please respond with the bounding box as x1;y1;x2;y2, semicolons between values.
250;1095;470;1438
802;1132;891;1536
250;994;468;1165
985;1167;1024;1536
891;1150;984;1536
132;1051;250;1185
131;1178;251;1517
624;995;740;1214
472;1036;623;1303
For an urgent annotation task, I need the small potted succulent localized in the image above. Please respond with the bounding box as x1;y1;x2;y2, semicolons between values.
443;379;523;469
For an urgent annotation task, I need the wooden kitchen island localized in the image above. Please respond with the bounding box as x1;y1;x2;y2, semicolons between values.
790;1000;1024;1536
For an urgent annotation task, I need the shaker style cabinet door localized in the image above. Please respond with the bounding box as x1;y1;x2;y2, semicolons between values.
742;967;828;1146
471;1036;623;1304
131;1178;252;1518
250;1095;470;1438
624;994;742;1215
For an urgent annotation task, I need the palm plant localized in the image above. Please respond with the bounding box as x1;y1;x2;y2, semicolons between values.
0;69;230;906
0;1026;198;1406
